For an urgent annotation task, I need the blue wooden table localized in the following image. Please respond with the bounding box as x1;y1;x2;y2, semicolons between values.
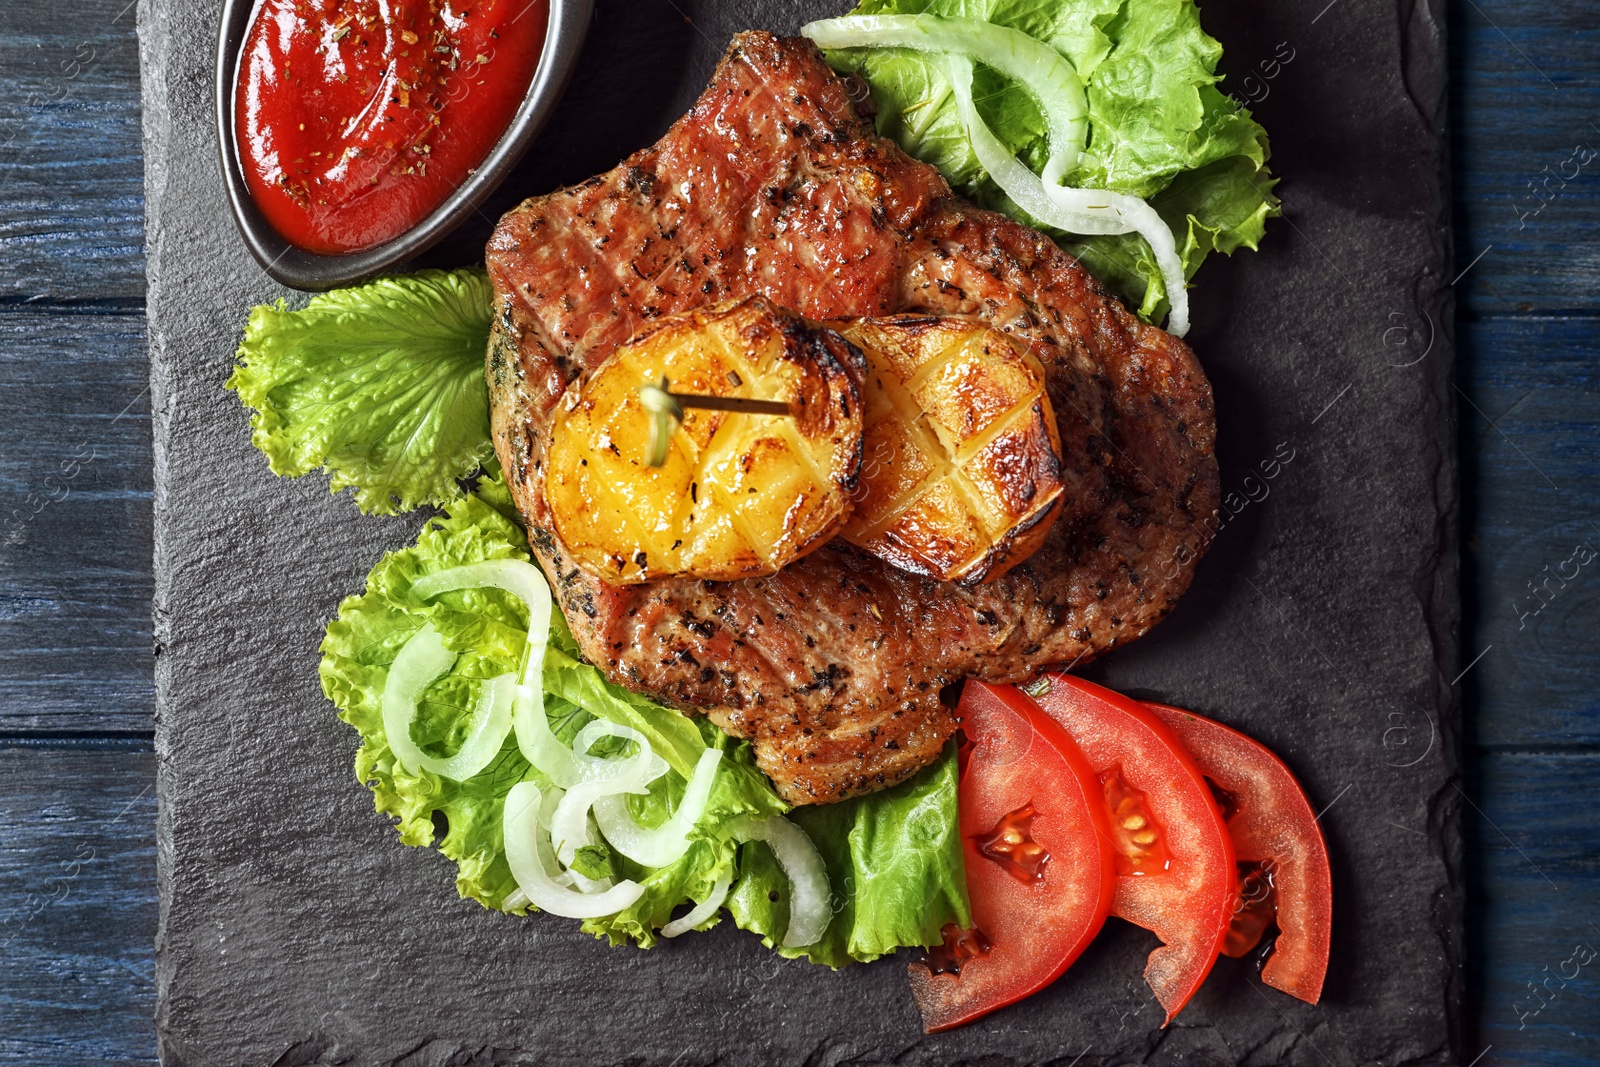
0;0;1595;1062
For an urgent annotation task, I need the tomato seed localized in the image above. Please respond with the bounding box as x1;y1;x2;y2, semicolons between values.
975;801;1051;884
1099;765;1172;876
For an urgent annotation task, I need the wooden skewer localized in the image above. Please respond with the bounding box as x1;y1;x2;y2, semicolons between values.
669;393;791;416
640;378;792;466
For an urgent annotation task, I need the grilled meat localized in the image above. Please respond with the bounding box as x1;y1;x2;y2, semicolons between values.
485;32;1220;805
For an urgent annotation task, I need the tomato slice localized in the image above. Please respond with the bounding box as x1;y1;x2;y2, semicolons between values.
1030;673;1235;1025
1143;702;1333;1005
907;681;1117;1032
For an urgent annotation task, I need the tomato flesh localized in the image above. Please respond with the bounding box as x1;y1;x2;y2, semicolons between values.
1031;674;1235;1025
907;682;1116;1032
1144;702;1333;1005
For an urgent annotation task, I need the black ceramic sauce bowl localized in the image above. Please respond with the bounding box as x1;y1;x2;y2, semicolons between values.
214;0;593;291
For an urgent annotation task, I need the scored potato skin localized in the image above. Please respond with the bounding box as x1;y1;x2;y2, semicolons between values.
545;295;865;584
485;33;1220;805
836;315;1066;585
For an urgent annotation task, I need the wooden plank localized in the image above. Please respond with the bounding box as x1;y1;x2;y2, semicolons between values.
1469;750;1600;1065
1451;0;1600;313
0;311;152;734
1459;314;1600;747
0;742;156;1066
0;0;145;304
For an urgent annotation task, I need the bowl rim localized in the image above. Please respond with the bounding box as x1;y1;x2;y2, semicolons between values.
214;0;594;292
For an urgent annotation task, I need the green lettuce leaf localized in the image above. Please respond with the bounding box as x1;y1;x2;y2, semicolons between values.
1060;154;1278;320
319;476;968;962
227;268;495;516
318;477;541;908
727;742;971;967
824;0;1279;320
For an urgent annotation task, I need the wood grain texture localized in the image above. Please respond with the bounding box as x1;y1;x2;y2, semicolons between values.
1450;0;1600;312
1467;751;1600;1066
0;1;146;304
1452;0;1600;1053
1458;315;1600;748
0;743;157;1067
0;310;153;735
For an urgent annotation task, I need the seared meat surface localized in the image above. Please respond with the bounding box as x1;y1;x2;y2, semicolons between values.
485;32;1219;804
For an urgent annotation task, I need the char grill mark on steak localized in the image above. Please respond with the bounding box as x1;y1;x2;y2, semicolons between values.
485;32;1219;805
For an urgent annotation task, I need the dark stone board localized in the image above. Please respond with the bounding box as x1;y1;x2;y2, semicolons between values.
139;0;1460;1063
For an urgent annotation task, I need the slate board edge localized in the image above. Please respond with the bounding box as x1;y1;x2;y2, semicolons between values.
137;0;1466;1062
137;0;183;1061
1416;0;1468;1055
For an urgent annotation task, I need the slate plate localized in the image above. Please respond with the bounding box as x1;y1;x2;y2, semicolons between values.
139;0;1460;1063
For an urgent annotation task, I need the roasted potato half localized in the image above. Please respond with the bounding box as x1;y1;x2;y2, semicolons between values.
834;316;1065;584
546;296;865;584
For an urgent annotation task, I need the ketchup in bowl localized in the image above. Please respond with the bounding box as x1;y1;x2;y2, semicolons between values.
235;0;549;255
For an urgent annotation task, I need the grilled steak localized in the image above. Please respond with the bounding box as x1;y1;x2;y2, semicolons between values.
485;32;1220;804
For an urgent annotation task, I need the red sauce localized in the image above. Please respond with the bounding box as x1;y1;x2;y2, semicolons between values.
235;0;548;254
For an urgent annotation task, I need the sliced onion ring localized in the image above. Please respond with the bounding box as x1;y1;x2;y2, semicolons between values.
515;671;670;791
537;786;576;887
507;787;581;898
661;864;734;938
503;781;645;919
381;624;517;781
547;811;612;894
595;749;722;868
803;14;1088;184
941;54;1190;337
799;16;1191;338
410;560;586;785
409;559;553;675
512;684;586;788
411;560;552;685
501;789;575;910
550;722;673;875
730;815;832;947
548;786;614;894
572;719;670;785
